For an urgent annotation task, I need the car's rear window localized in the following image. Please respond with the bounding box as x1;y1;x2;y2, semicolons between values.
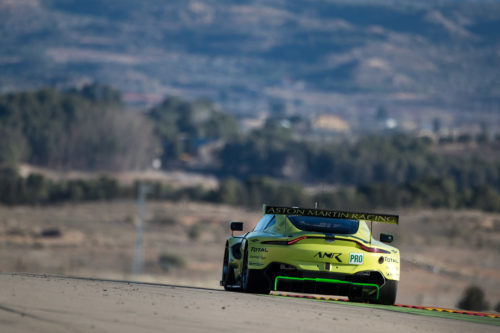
287;216;359;234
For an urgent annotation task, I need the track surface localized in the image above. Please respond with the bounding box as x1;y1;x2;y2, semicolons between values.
0;273;497;333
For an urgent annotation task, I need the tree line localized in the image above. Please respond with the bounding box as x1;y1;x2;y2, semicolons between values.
219;122;500;190
0;84;156;171
0;85;238;171
1;85;500;212
217;120;500;212
2;167;500;212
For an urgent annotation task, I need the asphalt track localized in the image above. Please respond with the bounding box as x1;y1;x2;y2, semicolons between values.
0;273;498;333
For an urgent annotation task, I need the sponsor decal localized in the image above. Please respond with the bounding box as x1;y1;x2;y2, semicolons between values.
251;247;268;253
384;257;399;264
250;255;267;260
249;262;264;266
314;252;342;263
349;253;364;265
264;205;398;224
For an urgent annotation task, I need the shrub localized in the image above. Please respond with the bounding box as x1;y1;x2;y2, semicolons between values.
188;222;210;240
158;253;186;272
495;302;500;313
149;213;178;226
457;285;490;311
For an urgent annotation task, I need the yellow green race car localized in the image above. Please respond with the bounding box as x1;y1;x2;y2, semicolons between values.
221;205;400;305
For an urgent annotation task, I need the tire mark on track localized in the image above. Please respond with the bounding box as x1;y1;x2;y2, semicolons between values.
0;304;52;322
0;303;82;333
1;272;219;292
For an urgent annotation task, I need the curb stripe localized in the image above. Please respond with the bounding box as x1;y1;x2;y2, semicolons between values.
272;292;500;319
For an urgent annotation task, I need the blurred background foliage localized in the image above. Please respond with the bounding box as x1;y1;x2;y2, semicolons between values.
0;84;154;171
1;84;500;212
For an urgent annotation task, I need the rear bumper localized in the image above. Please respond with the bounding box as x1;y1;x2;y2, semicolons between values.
274;275;379;300
263;262;387;300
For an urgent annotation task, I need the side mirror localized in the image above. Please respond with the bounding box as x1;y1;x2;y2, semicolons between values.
380;233;394;243
230;222;243;234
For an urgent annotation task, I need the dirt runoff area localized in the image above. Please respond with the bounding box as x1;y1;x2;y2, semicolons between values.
0;200;499;310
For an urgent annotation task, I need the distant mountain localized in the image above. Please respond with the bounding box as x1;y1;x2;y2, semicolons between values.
1;0;499;130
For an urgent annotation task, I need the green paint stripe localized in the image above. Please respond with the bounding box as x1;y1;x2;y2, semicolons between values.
270;293;500;327
274;276;380;299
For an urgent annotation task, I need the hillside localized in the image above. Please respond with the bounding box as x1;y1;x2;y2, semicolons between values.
1;0;499;130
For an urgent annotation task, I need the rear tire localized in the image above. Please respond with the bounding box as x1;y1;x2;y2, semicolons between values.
373;280;398;305
241;247;269;294
222;246;237;291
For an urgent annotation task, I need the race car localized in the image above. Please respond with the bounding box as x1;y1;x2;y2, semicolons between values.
220;205;400;305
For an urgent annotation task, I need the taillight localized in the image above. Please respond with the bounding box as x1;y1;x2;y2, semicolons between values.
262;236;308;245
358;243;390;253
334;236;390;253
287;236;308;245
262;235;390;254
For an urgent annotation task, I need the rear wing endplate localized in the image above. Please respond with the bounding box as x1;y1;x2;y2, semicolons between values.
263;205;398;225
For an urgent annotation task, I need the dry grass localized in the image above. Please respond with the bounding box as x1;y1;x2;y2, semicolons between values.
0;201;499;309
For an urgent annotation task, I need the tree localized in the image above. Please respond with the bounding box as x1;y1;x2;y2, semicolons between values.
0;125;29;165
217;178;246;205
457;285;490;311
149;97;238;167
0;85;157;171
64;109;157;171
376;106;388;122
68;83;122;105
432;117;442;134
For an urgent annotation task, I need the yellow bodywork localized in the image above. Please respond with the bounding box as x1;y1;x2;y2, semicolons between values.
228;214;399;281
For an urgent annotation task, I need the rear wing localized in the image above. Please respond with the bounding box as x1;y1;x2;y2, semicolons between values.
263;205;398;225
